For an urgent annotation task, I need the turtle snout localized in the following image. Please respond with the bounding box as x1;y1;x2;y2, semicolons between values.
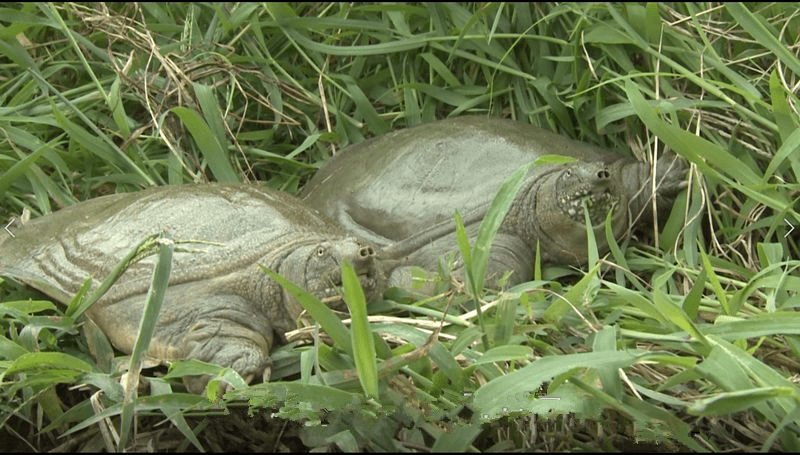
347;242;384;297
350;243;378;271
358;245;376;259
588;165;612;187
572;163;612;186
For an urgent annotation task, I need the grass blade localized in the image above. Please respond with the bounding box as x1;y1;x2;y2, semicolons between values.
259;265;352;355
119;235;174;450
171;106;239;183
342;261;379;399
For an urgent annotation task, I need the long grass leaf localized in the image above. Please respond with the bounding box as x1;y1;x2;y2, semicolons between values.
470;160;535;294
171;106;239;183
193;82;229;150
259;265;352;354
119;236;174;450
473;350;650;419
725;3;800;76
342;261;379;399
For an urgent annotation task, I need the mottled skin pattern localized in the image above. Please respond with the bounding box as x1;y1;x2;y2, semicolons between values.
0;184;384;392
300;116;685;292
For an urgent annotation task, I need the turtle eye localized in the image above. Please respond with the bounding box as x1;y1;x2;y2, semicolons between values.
564;169;572;178
316;246;326;257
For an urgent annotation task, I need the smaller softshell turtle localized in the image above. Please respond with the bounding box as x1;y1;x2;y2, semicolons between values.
0;184;385;392
300;116;685;292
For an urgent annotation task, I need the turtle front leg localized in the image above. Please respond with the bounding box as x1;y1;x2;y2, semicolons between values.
174;293;274;394
90;287;275;394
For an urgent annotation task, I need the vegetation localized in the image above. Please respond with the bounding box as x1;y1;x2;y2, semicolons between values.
1;2;799;451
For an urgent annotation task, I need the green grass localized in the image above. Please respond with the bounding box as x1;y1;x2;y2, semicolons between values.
1;2;799;451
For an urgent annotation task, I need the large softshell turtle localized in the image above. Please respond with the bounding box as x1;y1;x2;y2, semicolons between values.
0;183;384;392
300;116;685;291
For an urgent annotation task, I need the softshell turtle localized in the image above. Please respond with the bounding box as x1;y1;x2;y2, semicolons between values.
0;183;384;392
300;116;685;291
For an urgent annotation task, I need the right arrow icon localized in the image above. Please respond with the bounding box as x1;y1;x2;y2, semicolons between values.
786;219;796;238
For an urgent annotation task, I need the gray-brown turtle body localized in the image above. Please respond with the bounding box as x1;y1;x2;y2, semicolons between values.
0;183;384;392
300;116;684;290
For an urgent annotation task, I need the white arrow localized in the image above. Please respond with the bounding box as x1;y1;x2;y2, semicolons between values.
4;220;15;238
786;219;796;238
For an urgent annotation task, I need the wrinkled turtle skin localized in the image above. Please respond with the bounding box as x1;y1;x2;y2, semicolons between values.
300;116;685;291
0;183;384;392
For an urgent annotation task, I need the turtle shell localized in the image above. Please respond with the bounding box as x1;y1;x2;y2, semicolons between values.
301;116;629;247
300;116;685;291
0;183;384;391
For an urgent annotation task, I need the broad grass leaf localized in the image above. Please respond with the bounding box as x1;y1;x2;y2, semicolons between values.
764;126;800;183
171;106;239;183
108;75;131;137
284;26;430;56
193;82;229;149
604;282;675;330
702;312;800;340
582;201;599;266
0;336;31;360
119;236;175;450
583;23;634;45
163;359;248;389
419;52;461;87
470;160;535;295
533;154;577;165
145;378;206;452
727;259;800;313
681;268;705;320
626;81;796;227
4;351;93;375
689;386;796;416
51;106;124;172
0;138;52;197
339;75;390;135
342;261;379;399
0;300;57;314
492;296;516;346
429;341;465;388
653;288;708;346
260;265;352;354
757;243;785;268
695;341;782;425
128;238;174;363
543;263;601;323
698;244;730;315
624;80;760;186
473;350;649;419
474;345;532;365
592;325;622;400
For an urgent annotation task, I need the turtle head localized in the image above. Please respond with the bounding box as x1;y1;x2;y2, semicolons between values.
279;238;385;315
525;156;686;266
523;161;628;266
555;162;620;226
